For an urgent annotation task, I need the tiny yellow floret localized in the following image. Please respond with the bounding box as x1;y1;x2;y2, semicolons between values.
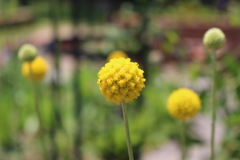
97;58;146;104
203;27;225;50
18;44;38;62
167;88;201;120
22;56;48;81
107;50;128;62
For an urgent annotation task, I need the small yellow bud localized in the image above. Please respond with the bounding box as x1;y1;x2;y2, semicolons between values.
107;50;128;62
18;44;38;62
203;28;225;50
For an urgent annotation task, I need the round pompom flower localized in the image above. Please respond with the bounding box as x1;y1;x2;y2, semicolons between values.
167;88;201;120
22;56;48;81
18;44;38;62
203;27;225;50
107;50;128;62
97;58;146;104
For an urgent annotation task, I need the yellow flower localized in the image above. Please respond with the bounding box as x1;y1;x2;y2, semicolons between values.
22;56;48;81
167;88;201;120
97;58;146;104
18;44;38;62
203;28;225;50
107;50;128;62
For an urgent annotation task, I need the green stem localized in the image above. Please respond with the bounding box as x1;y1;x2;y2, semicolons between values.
120;100;134;160
210;51;216;160
29;64;49;160
49;0;61;81
180;120;186;160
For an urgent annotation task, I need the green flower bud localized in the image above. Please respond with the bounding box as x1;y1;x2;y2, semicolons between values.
203;28;225;50
18;44;38;62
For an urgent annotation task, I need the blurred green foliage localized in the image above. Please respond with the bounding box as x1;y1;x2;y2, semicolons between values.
1;0;240;160
1;52;240;159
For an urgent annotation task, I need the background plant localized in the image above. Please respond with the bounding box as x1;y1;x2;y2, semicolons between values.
1;0;240;160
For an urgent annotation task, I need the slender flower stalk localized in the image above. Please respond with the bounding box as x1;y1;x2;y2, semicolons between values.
167;88;201;160
121;100;134;160
203;27;225;160
18;44;49;159
210;51;216;160
29;64;49;160
180;120;186;160
97;58;146;160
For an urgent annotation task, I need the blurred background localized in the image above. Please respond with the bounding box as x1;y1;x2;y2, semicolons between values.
1;0;240;160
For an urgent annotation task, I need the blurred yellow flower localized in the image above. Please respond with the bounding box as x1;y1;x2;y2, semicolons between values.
22;56;48;81
107;50;128;62
167;88;201;120
97;58;146;104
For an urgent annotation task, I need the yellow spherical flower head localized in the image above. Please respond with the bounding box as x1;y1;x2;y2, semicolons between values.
167;88;201;120
22;56;48;81
203;27;225;50
97;58;146;104
107;50;128;62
